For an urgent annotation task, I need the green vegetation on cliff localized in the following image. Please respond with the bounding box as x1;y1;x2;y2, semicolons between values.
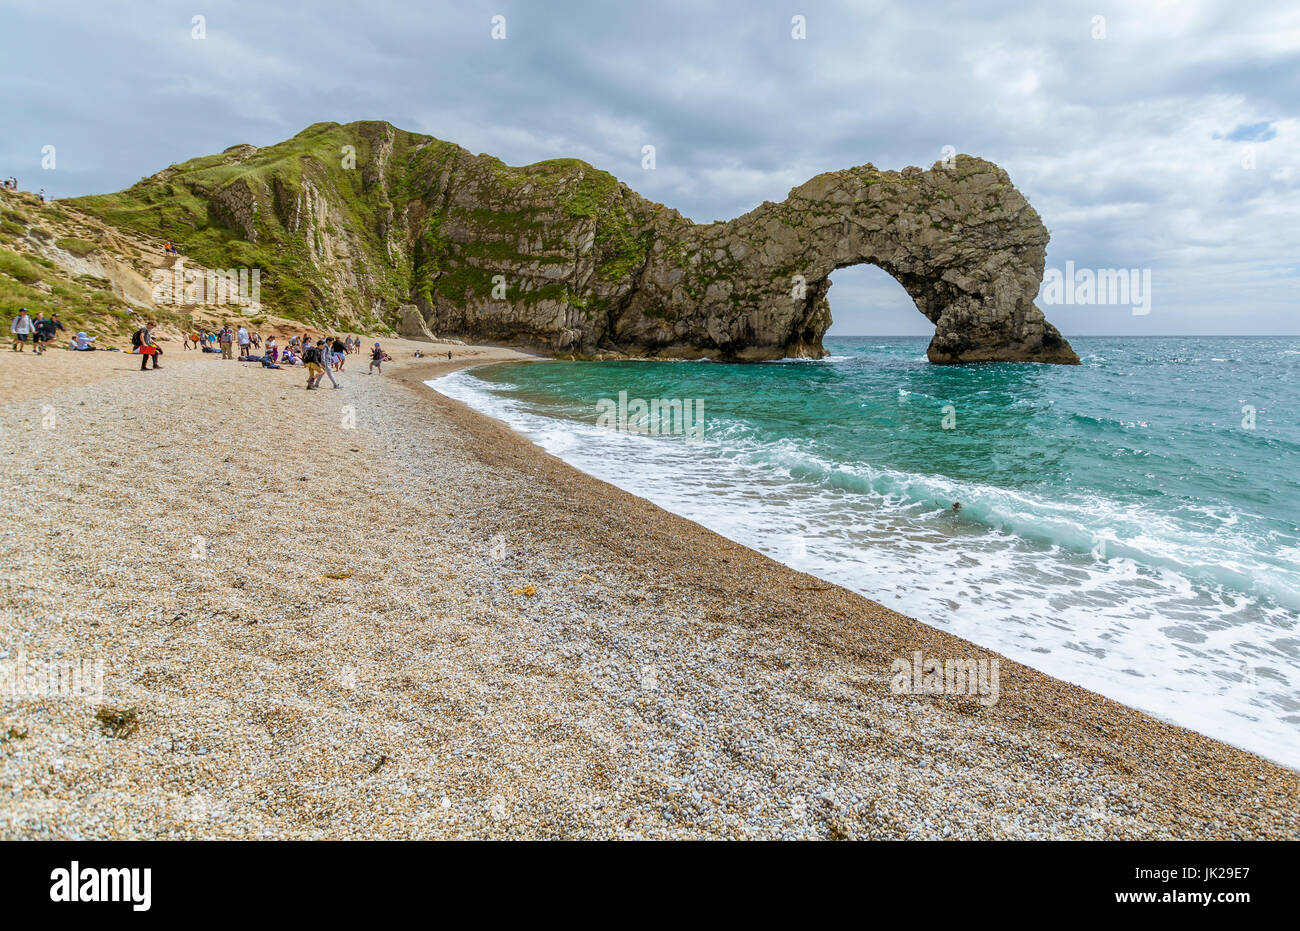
41;122;1076;363
67;121;660;336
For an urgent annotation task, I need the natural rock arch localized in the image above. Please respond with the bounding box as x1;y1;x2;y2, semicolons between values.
74;121;1076;363
611;154;1078;363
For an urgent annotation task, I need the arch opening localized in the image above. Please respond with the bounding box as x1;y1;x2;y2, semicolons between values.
823;263;935;338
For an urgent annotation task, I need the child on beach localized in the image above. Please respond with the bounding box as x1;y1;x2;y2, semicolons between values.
36;312;62;353
30;312;49;354
303;341;324;389
369;342;384;374
10;308;35;351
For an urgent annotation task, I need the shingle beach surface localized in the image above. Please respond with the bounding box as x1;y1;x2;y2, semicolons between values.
2;340;1296;839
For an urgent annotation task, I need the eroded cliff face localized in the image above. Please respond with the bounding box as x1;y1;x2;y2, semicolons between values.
72;121;1077;364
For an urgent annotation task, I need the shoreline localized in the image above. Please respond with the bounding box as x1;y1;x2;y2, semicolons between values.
2;339;1297;838
426;355;1300;773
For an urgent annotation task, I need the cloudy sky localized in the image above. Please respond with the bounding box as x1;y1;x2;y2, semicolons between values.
5;0;1297;335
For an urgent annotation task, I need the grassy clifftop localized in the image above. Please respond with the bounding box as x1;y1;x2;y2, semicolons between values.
70;122;429;330
0;191;192;345
65;120;664;338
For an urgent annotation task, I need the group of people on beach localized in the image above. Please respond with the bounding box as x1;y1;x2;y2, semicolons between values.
12;306;417;385
183;325;262;358
175;324;390;387
9;308;66;353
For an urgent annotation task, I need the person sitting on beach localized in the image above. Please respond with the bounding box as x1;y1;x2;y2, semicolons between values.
265;337;279;362
70;331;97;350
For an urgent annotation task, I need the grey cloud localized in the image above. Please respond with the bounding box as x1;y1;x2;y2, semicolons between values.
3;0;1296;335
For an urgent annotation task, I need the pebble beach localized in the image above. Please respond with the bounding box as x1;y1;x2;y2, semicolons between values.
2;339;1297;839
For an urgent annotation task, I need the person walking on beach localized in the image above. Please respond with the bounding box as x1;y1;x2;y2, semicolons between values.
303;340;324;389
10;308;35;351
368;342;385;375
331;336;346;372
134;321;161;370
218;324;234;359
237;325;250;358
31;311;59;354
43;313;65;350
316;339;341;388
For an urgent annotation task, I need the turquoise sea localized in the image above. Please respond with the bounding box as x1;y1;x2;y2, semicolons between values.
431;336;1300;768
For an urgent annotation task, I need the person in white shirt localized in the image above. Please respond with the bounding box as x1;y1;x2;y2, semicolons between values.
10;309;35;351
237;325;250;358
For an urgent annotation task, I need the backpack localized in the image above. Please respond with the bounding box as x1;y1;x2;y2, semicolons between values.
303;347;320;364
131;328;145;349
